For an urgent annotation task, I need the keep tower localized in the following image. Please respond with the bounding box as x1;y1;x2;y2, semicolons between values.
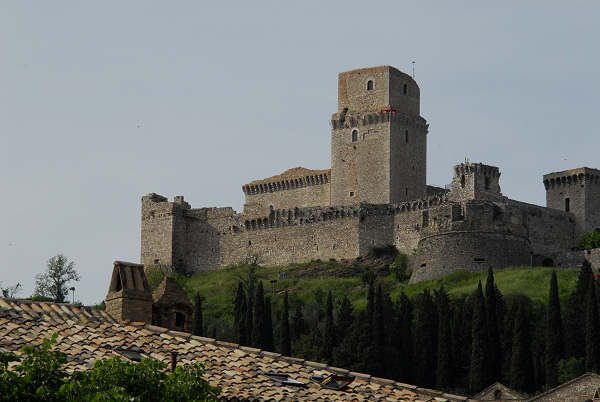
330;66;428;205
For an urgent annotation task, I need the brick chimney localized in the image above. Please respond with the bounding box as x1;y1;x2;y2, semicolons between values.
105;261;152;323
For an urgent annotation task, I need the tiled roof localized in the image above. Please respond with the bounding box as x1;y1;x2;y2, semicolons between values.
0;298;466;401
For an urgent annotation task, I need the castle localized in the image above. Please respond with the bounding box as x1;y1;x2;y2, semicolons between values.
141;65;600;282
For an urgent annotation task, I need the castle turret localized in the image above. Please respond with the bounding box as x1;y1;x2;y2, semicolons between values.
330;66;428;205
141;193;189;271
544;167;600;236
448;163;502;203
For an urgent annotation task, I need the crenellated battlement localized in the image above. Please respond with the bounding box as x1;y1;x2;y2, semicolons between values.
543;167;600;189
243;169;330;195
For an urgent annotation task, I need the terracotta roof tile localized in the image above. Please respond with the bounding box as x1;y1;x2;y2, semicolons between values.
0;298;466;401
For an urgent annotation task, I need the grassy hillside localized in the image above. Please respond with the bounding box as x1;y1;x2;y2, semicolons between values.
173;256;581;337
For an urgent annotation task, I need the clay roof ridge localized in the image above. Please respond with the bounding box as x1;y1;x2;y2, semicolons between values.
528;372;600;401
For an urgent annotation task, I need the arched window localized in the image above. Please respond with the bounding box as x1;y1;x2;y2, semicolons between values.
403;84;408;94
351;129;358;142
367;80;374;90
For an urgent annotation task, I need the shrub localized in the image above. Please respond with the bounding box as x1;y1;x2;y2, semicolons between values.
145;264;166;291
390;253;411;282
578;230;600;250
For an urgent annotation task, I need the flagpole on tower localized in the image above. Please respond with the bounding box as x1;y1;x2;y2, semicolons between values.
412;61;415;78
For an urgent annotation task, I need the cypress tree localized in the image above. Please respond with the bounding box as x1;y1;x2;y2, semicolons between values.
193;292;204;336
436;287;452;390
336;296;354;343
533;304;547;392
320;291;336;364
366;279;375;326
233;282;245;343
395;292;414;384
414;289;438;388
280;292;291;356
291;302;308;341
470;281;488;394
565;261;593;358
485;268;502;384
585;279;600;373
264;296;274;351
238;296;248;346
510;299;534;393
451;296;472;391
545;270;564;387
373;285;386;376
246;290;253;347
251;281;265;348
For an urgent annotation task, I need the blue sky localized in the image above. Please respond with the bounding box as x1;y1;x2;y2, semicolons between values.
1;1;599;304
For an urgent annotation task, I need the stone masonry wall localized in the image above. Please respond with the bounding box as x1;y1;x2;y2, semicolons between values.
330;114;391;205
242;181;330;217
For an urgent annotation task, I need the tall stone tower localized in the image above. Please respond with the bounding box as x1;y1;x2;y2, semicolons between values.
544;167;600;236
330;66;428;205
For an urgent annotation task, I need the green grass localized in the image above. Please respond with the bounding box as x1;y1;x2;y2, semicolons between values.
178;260;582;335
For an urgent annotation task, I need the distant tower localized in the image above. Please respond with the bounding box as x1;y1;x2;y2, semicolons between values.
544;167;600;236
448;163;502;203
330;66;428;205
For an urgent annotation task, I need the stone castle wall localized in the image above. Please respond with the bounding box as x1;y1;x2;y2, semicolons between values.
242;175;330;217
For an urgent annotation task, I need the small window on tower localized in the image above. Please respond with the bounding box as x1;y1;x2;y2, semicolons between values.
403;84;407;94
351;129;358;142
366;80;374;90
350;191;354;197
565;198;570;212
405;130;409;143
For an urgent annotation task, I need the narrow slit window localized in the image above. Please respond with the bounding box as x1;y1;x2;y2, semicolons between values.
405;130;409;143
565;197;570;212
403;84;407;94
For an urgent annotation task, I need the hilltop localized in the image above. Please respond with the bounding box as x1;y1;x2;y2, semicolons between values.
160;253;581;339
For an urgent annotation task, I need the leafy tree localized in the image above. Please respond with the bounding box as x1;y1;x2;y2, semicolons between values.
545;270;564;387
485;269;502;384
0;334;220;401
435;287;452;390
33;255;80;303
470;281;488;394
558;357;585;383
564;261;593;358
414;289;437;388
510;298;534;393
1;282;22;298
280;292;291;356
585;279;600;372
251;281;265;348
320;291;336;364
193;293;204;337
578;230;600;250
